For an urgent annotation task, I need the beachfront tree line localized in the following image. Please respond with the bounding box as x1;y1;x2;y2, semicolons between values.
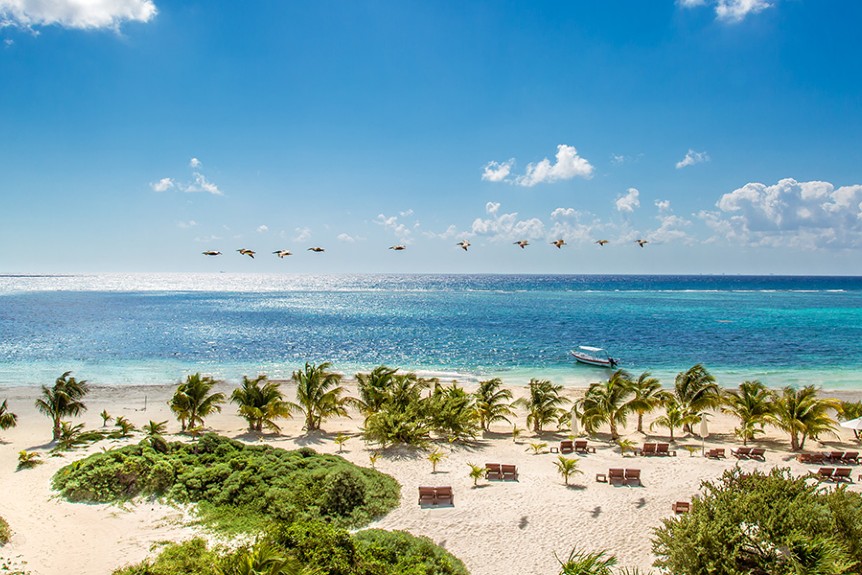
5;364;859;452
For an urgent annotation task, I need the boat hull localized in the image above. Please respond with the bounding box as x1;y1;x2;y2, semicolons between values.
571;351;617;368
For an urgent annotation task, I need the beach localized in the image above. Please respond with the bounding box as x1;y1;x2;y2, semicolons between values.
2;379;861;575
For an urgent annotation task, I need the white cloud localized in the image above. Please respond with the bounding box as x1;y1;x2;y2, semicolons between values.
257;225;268;233
482;159;514;182
423;224;461;240
702;178;862;248
655;199;671;212
610;154;626;165
3;38;12;46
678;0;707;6
177;220;197;229
649;214;694;245
399;209;414;217
676;149;710;169
337;233;356;243
471;202;545;240
551;207;578;219
716;0;771;22
0;0;156;30
294;227;312;242
375;213;413;241
615;188;641;213
515;144;594;187
184;172;222;196
189;157;202;169
150;177;174;192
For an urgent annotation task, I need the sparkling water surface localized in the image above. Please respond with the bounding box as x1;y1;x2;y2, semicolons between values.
1;274;861;390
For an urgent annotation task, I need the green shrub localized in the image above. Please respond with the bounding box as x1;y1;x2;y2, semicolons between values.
354;529;470;575
0;515;10;546
112;538;220;575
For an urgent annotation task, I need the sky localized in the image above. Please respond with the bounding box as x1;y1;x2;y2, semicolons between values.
1;0;861;275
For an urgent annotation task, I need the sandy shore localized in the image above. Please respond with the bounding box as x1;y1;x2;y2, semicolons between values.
1;380;861;575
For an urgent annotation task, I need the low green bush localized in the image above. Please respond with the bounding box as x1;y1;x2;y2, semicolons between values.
0;515;10;546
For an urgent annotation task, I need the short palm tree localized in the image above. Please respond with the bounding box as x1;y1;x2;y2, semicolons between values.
770;385;840;451
218;541;309;575
554;455;583;485
473;378;515;431
334;432;349;453
721;380;773;445
579;370;635;440
114;416;136;438
355;365;399;415
557;548;617;575
143;420;168;437
231;375;292;433
673;364;721;434
650;398;691;442
56;421;86;450
0;399;18;438
17;450;43;470
513;379;570;433
99;409;112;427
35;371;90;441
467;463;485;486
427;448;446;473
628;372;668;433
169;373;225;432
290;362;354;432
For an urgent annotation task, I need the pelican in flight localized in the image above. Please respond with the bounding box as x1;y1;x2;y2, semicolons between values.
307;247;325;253
551;239;567;249
237;249;256;258
389;245;406;251
202;251;222;256
514;240;529;249
273;250;292;258
635;239;648;248
457;240;471;251
595;240;609;246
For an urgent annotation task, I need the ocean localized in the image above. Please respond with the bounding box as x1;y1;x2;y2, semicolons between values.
1;273;861;390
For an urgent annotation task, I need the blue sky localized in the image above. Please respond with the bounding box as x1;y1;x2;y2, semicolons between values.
1;0;861;274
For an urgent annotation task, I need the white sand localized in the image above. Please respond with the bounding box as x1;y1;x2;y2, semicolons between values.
1;381;860;575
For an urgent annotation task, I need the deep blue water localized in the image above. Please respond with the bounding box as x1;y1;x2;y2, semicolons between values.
1;273;861;389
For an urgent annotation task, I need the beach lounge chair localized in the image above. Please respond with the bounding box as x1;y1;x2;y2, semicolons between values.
485;463;503;480
826;451;844;463
624;468;641;486
813;468;835;481
501;464;519;481
608;468;625;486
706;448;726;459
656;443;676;456
730;447;751;459
560;440;574;454
833;468;853;482
640;443;657;456
748;447;766;461
796;453;813;463
809;452;826;464
672;501;690;514
841;452;859;464
418;486;437;505
574;439;595;453
435;486;454;505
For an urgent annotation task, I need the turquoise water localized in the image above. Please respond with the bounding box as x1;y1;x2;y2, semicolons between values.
1;273;861;390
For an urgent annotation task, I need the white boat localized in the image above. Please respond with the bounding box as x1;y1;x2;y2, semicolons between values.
571;345;618;368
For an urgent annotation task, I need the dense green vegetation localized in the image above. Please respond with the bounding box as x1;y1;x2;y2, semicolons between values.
653;468;862;574
113;522;470;575
0;515;10;545
53;434;399;530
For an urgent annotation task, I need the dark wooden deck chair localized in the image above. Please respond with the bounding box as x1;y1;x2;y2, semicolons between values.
730;446;751;459
748;447;766;461
435;486;454;505
608;468;626;486
485;463;503;480
656;443;676;456
841;452;859;464
706;448;726;459
574;439;589;453
418;486;437;505
833;468;853;482
796;453;812;463
809;452;826;464
624;468;641;486
640;443;657;456
827;451;844;463
814;468;835;481
560;440;574;454
672;501;690;514
501;464;519;481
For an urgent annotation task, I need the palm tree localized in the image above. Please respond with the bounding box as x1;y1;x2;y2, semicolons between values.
0;399;18;438
554;455;583;485
35;371;90;441
627;372;668;433
673;364;721;433
513;379;570;433
557;548;618;575
231;375;293;433
143;420;168;437
218;541;309;575
99;409;112;427
473;378;515;432
467;463;485;486
650;398;691;442
721;380;773;445
169;373;225;432
770;386;840;451
290;362;354;432
427;448;446;473
355;365;399;415
579;370;634;440
114;416;136;438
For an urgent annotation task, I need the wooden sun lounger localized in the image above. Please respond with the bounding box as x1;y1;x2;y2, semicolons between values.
560;440;574;454
706;448;726;459
418;486;454;506
501;464;519;481
813;468;835;481
608;468;626;486
832;468;853;482
640;443;657;456
624;468;642;486
672;501;690;514
748;447;766;461
574;439;596;454
418;486;437;505
485;463;503;480
826;451;845;463
731;447;751;459
841;452;859;464
656;443;676;456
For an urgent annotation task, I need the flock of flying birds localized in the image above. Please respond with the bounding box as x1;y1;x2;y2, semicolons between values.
202;238;649;258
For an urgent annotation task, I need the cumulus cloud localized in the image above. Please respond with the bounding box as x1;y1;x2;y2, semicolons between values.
471;202;545;240
678;0;707;6
649;214;694;245
679;0;771;23
515;144;594;187
676;149;710;169
482;159;514;182
257;225;268;233
615;188;641;213
551;207;578;219
423;224;462;240
701;178;862;248
0;0;156;30
184;172;222;195
655;200;671;212
189;157;202;169
150;177;174;192
375;212;414;242
337;233;355;243
399;209;414;217
294;227;312;242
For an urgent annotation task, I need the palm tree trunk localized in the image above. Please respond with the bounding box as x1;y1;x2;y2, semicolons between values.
670;426;675;442
52;416;61;441
637;412;644;433
610;419;618;440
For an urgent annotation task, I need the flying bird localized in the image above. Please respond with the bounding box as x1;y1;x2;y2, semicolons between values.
389;245;406;251
635;239;648;248
202;251;222;256
273;250;292;258
514;240;529;249
595;240;609;246
307;247;325;253
457;240;471;251
551;239;567;249
237;249;256;258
